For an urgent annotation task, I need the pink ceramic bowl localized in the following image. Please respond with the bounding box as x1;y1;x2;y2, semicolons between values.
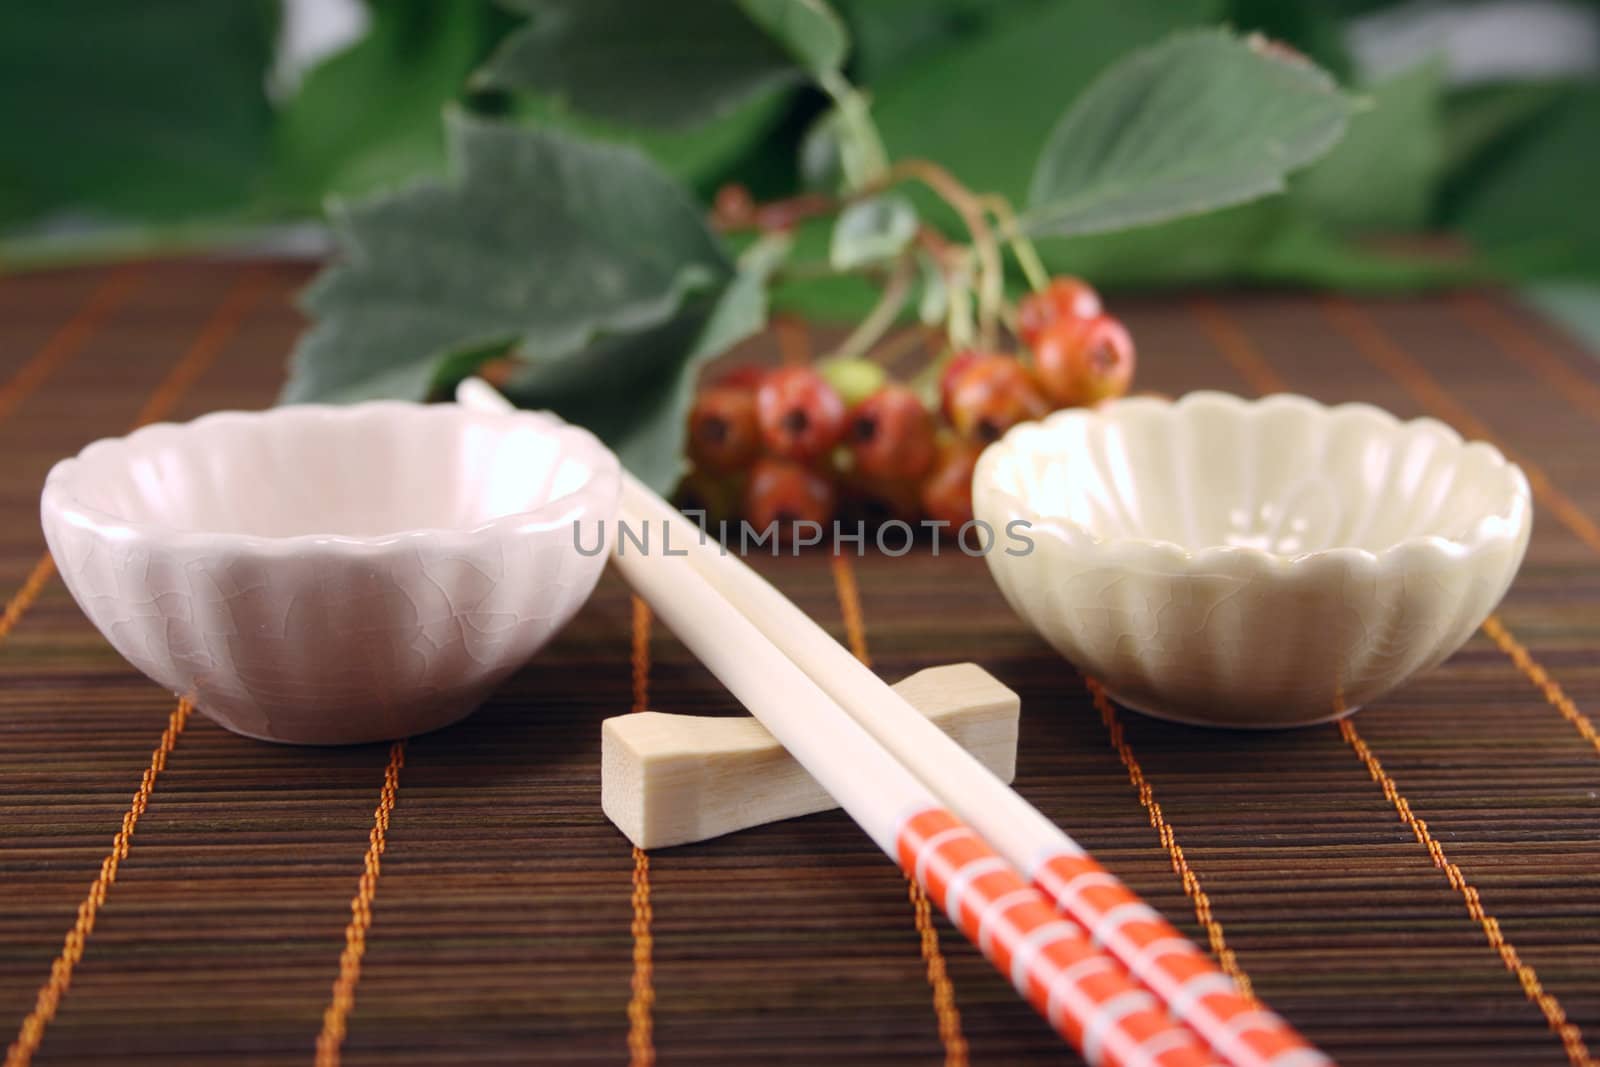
41;401;619;744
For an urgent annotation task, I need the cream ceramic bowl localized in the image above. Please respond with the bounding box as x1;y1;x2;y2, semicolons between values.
40;402;619;744
974;392;1531;728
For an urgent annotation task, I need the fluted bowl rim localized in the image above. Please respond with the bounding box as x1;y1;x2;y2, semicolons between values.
41;400;622;557
975;390;1532;571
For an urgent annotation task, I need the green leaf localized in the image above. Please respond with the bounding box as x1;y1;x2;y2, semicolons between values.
0;218;281;272
798;108;847;189
737;0;850;77
830;195;917;269
849;0;1436;294
509;86;790;195
1439;81;1570;181
1244;216;1474;289
0;0;276;226
1456;86;1600;279
282;110;732;405
474;0;804;128
1292;60;1445;233
503;235;788;493
768;212;913;320
1024;30;1355;237
1222;0;1354;82
265;0;500;211
833;0;1009;84
871;0;1219;218
1038;196;1468;290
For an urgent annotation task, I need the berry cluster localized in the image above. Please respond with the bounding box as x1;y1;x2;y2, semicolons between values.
683;276;1134;532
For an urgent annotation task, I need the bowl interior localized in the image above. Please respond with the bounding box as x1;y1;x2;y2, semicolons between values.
991;394;1525;556
62;404;605;539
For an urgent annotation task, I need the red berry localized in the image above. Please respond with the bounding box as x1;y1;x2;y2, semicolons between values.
1032;314;1135;408
712;183;756;229
848;384;937;481
1017;276;1102;349
945;354;1050;443
745;458;836;531
756;367;846;461
474;357;520;390
920;441;981;528
938;349;982;422
687;385;760;474
1031;318;1091;408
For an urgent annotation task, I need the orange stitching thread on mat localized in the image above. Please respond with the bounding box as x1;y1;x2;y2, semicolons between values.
0;556;58;647
1454;292;1600;427
4;271;274;1066
1321;295;1600;556
1188;297;1287;395
1200;297;1600;759
315;740;405;1067
0;266;142;424
830;554;872;666
1454;301;1600;759
904;874;968;1067
831;553;969;1067
4;273;272;1065
1209;295;1600;1062
1085;305;1269;983
4;697;194;1067
1085;678;1256;999
0;266;147;648
0;269;272;653
1338;717;1596;1067
129;271;274;429
1481;615;1600;758
627;595;656;1067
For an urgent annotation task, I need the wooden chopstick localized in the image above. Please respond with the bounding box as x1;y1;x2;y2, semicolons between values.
607;494;1220;1067
455;378;1318;1066
455;380;1217;1065
617;476;1329;1067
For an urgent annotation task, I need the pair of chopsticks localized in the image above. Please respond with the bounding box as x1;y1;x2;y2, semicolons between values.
458;379;1328;1067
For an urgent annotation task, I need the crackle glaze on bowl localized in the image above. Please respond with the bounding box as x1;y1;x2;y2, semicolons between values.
974;392;1531;728
40;402;619;744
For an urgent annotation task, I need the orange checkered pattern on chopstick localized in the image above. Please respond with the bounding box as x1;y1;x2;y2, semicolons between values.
897;808;1218;1067
1034;853;1326;1067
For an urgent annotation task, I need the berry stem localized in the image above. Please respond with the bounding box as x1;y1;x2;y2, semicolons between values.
819;70;890;187
885;159;1003;348
826;251;915;363
997;297;1020;336
908;341;953;410
862;324;931;368
753;191;840;232
946;251;976;350
981;195;1051;294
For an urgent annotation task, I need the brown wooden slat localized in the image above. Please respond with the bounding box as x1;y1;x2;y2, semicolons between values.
0;264;1594;1066
1188;293;1598;1067
829;553;968;1067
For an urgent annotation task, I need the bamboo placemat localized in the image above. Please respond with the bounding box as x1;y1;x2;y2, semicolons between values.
0;260;1596;1067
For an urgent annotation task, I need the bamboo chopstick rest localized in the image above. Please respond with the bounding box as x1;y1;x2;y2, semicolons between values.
602;663;1019;849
